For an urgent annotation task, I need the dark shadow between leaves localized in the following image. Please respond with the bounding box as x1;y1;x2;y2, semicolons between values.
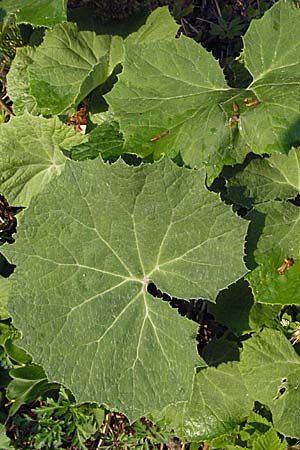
0;253;14;278
67;5;150;37
209;153;267;213
282;116;300;151
244;208;266;270
147;282;236;362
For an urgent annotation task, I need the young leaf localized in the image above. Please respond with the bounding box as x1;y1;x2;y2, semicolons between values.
253;428;285;450
0;113;84;206
240;328;300;438
246;201;300;305
4;158;248;421
106;0;300;177
28;23;124;115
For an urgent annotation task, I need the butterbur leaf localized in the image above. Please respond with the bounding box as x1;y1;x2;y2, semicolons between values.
240;329;300;438
0;0;67;28
28;23;124;116
106;0;300;178
246;201;300;305
6;46;37;115
0;113;84;207
159;362;252;442
5;158;248;421
227;148;300;204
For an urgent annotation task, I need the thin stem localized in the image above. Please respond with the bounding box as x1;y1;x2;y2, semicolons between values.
213;0;222;16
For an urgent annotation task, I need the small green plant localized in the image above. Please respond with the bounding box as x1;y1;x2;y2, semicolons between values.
99;415;175;449
8;387;104;450
209;15;246;39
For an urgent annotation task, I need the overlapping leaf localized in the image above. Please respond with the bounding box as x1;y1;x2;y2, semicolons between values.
0;0;67;28
0;113;84;206
5;157;248;421
246;201;300;304
240;329;300;438
27;23;123;115
106;0;300;177
227;148;300;205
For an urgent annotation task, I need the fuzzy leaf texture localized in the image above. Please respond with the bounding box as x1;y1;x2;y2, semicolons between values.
4;158;248;421
106;0;300;178
0;113;84;207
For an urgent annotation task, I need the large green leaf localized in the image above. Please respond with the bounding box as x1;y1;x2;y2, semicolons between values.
4;157;247;421
106;0;300;177
28;23;123;115
0;0;67;28
227;148;300;204
240;329;300;438
159;362;251;442
246;201;300;304
0;113;84;206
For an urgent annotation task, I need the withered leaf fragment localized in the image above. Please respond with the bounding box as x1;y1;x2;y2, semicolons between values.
0;195;24;244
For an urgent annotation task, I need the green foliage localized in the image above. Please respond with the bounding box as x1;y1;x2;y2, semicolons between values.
14;387;104;450
1;0;300;448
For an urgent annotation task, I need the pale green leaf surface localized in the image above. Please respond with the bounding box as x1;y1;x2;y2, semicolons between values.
0;423;11;448
106;0;300;176
6;46;37;115
159;362;251;442
28;23;124;115
208;280;253;336
246;201;300;304
0;0;67;28
0;113;84;206
5;158;247;421
125;6;178;44
240;329;300;438
0;277;11;319
228;148;300;204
